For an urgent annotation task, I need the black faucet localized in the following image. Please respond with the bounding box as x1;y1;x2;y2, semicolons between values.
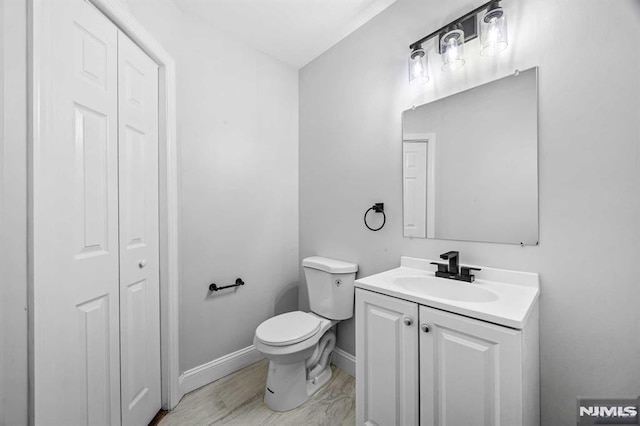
440;251;459;275
430;251;481;283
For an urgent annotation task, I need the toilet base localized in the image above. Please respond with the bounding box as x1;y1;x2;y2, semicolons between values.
263;360;333;412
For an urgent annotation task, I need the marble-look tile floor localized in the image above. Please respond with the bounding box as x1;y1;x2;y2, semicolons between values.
159;360;355;425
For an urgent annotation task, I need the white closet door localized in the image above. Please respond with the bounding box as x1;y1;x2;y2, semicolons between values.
117;31;161;426
32;0;121;424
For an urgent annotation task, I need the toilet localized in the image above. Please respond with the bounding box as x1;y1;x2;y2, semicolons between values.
254;256;358;412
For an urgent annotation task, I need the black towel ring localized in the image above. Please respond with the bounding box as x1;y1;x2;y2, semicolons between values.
364;203;386;231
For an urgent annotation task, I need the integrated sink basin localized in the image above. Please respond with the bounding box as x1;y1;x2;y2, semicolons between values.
393;276;499;302
355;256;540;329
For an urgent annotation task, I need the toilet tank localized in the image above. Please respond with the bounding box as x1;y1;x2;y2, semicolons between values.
302;256;358;320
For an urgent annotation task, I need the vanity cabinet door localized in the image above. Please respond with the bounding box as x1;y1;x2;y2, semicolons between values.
356;289;419;426
419;306;522;426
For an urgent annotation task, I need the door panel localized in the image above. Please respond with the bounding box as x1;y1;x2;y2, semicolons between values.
74;104;111;258
356;289;419;426
419;306;522;426
122;125;147;248
118;31;161;426
76;296;113;425
32;1;120;424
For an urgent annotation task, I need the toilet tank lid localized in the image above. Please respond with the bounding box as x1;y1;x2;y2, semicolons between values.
302;256;358;273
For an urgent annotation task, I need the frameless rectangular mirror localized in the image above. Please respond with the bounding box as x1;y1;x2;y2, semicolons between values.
402;67;538;245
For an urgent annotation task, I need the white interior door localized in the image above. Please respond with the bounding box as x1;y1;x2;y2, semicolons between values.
33;2;162;423
117;31;161;426
32;1;121;424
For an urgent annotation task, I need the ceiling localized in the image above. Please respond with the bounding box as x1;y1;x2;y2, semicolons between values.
170;0;398;68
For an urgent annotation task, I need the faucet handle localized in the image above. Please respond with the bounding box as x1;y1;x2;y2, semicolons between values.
460;266;481;280
430;262;449;273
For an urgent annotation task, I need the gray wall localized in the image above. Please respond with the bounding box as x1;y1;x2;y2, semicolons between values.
126;0;300;372
0;0;28;424
299;0;640;425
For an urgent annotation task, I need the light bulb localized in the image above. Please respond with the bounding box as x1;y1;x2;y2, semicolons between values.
480;3;508;56
409;47;429;86
440;28;465;72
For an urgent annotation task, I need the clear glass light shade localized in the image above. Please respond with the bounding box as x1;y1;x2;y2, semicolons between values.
440;29;465;72
409;48;429;86
480;9;508;56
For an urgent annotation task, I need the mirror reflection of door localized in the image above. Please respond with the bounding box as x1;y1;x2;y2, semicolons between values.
403;135;436;239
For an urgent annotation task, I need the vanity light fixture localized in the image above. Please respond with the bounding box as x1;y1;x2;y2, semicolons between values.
408;0;508;82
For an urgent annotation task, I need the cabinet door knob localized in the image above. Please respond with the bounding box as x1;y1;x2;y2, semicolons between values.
421;323;430;333
139;260;147;268
403;317;413;326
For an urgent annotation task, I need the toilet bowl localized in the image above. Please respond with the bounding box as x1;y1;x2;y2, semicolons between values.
254;311;337;411
254;256;358;412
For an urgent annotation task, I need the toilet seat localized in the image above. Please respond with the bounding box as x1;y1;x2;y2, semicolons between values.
255;311;321;346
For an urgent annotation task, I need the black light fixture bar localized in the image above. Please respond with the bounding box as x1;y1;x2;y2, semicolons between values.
409;0;499;51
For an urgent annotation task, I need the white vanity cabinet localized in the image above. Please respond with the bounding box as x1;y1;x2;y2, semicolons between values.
356;288;539;426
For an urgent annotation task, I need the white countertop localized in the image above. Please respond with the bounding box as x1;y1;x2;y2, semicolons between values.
355;257;540;329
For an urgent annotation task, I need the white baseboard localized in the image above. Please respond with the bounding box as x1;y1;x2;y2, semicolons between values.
331;347;356;378
179;345;265;395
177;344;354;398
